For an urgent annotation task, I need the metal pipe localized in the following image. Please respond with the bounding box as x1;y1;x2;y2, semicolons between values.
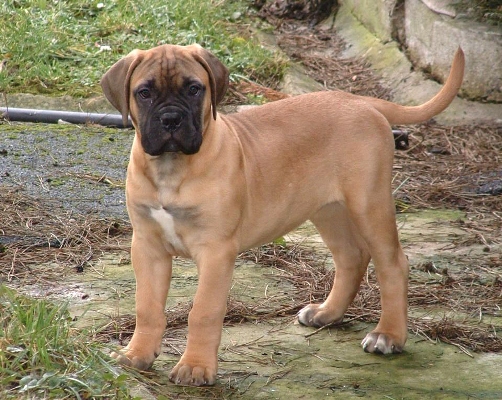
0;106;409;149
0;107;132;128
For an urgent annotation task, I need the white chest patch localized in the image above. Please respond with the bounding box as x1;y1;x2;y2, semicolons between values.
150;207;186;254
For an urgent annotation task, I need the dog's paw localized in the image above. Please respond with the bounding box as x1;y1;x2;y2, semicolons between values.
169;361;216;386
110;348;157;371
361;331;404;354
297;304;343;328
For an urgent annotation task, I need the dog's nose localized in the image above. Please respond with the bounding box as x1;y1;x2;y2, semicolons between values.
160;111;183;129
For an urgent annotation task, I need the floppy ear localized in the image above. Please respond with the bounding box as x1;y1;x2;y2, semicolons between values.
191;46;229;120
100;50;143;127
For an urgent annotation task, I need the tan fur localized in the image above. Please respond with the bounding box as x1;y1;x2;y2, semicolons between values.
101;45;464;386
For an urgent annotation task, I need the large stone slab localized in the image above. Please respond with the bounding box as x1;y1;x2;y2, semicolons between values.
405;0;502;102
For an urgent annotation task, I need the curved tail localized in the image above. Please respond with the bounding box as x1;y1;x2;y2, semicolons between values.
365;47;465;125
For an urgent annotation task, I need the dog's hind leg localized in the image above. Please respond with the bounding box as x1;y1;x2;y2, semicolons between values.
298;193;409;354
354;204;409;354
347;187;409;354
298;202;371;328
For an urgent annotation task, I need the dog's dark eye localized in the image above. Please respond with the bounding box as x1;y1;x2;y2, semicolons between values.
137;88;151;99
188;85;200;96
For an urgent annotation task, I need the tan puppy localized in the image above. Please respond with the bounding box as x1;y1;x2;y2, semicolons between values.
101;44;464;386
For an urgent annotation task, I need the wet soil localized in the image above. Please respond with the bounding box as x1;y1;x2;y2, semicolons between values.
0;123;131;219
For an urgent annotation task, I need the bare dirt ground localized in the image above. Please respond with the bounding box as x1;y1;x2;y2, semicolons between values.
1;5;501;399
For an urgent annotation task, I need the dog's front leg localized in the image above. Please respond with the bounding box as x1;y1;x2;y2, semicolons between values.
169;245;237;386
111;232;172;370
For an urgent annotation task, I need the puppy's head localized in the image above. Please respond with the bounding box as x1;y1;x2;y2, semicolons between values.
101;44;229;156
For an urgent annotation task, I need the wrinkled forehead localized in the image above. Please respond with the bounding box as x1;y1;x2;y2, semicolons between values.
130;46;207;91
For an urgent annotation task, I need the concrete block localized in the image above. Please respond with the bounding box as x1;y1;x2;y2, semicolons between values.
432;20;502;102
405;0;438;65
334;1;502;125
405;0;502;101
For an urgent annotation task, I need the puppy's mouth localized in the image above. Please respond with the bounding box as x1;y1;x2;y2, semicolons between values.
163;139;182;153
143;131;202;156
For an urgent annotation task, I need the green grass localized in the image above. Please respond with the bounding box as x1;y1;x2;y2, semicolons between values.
0;0;286;97
0;285;135;399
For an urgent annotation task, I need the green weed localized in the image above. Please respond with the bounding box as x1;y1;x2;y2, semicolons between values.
0;0;286;97
0;285;135;399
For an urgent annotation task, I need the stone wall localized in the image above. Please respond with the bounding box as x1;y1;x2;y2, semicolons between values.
339;0;502;102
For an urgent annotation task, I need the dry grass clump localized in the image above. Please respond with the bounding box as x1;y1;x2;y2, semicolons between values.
394;124;502;215
0;186;130;284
